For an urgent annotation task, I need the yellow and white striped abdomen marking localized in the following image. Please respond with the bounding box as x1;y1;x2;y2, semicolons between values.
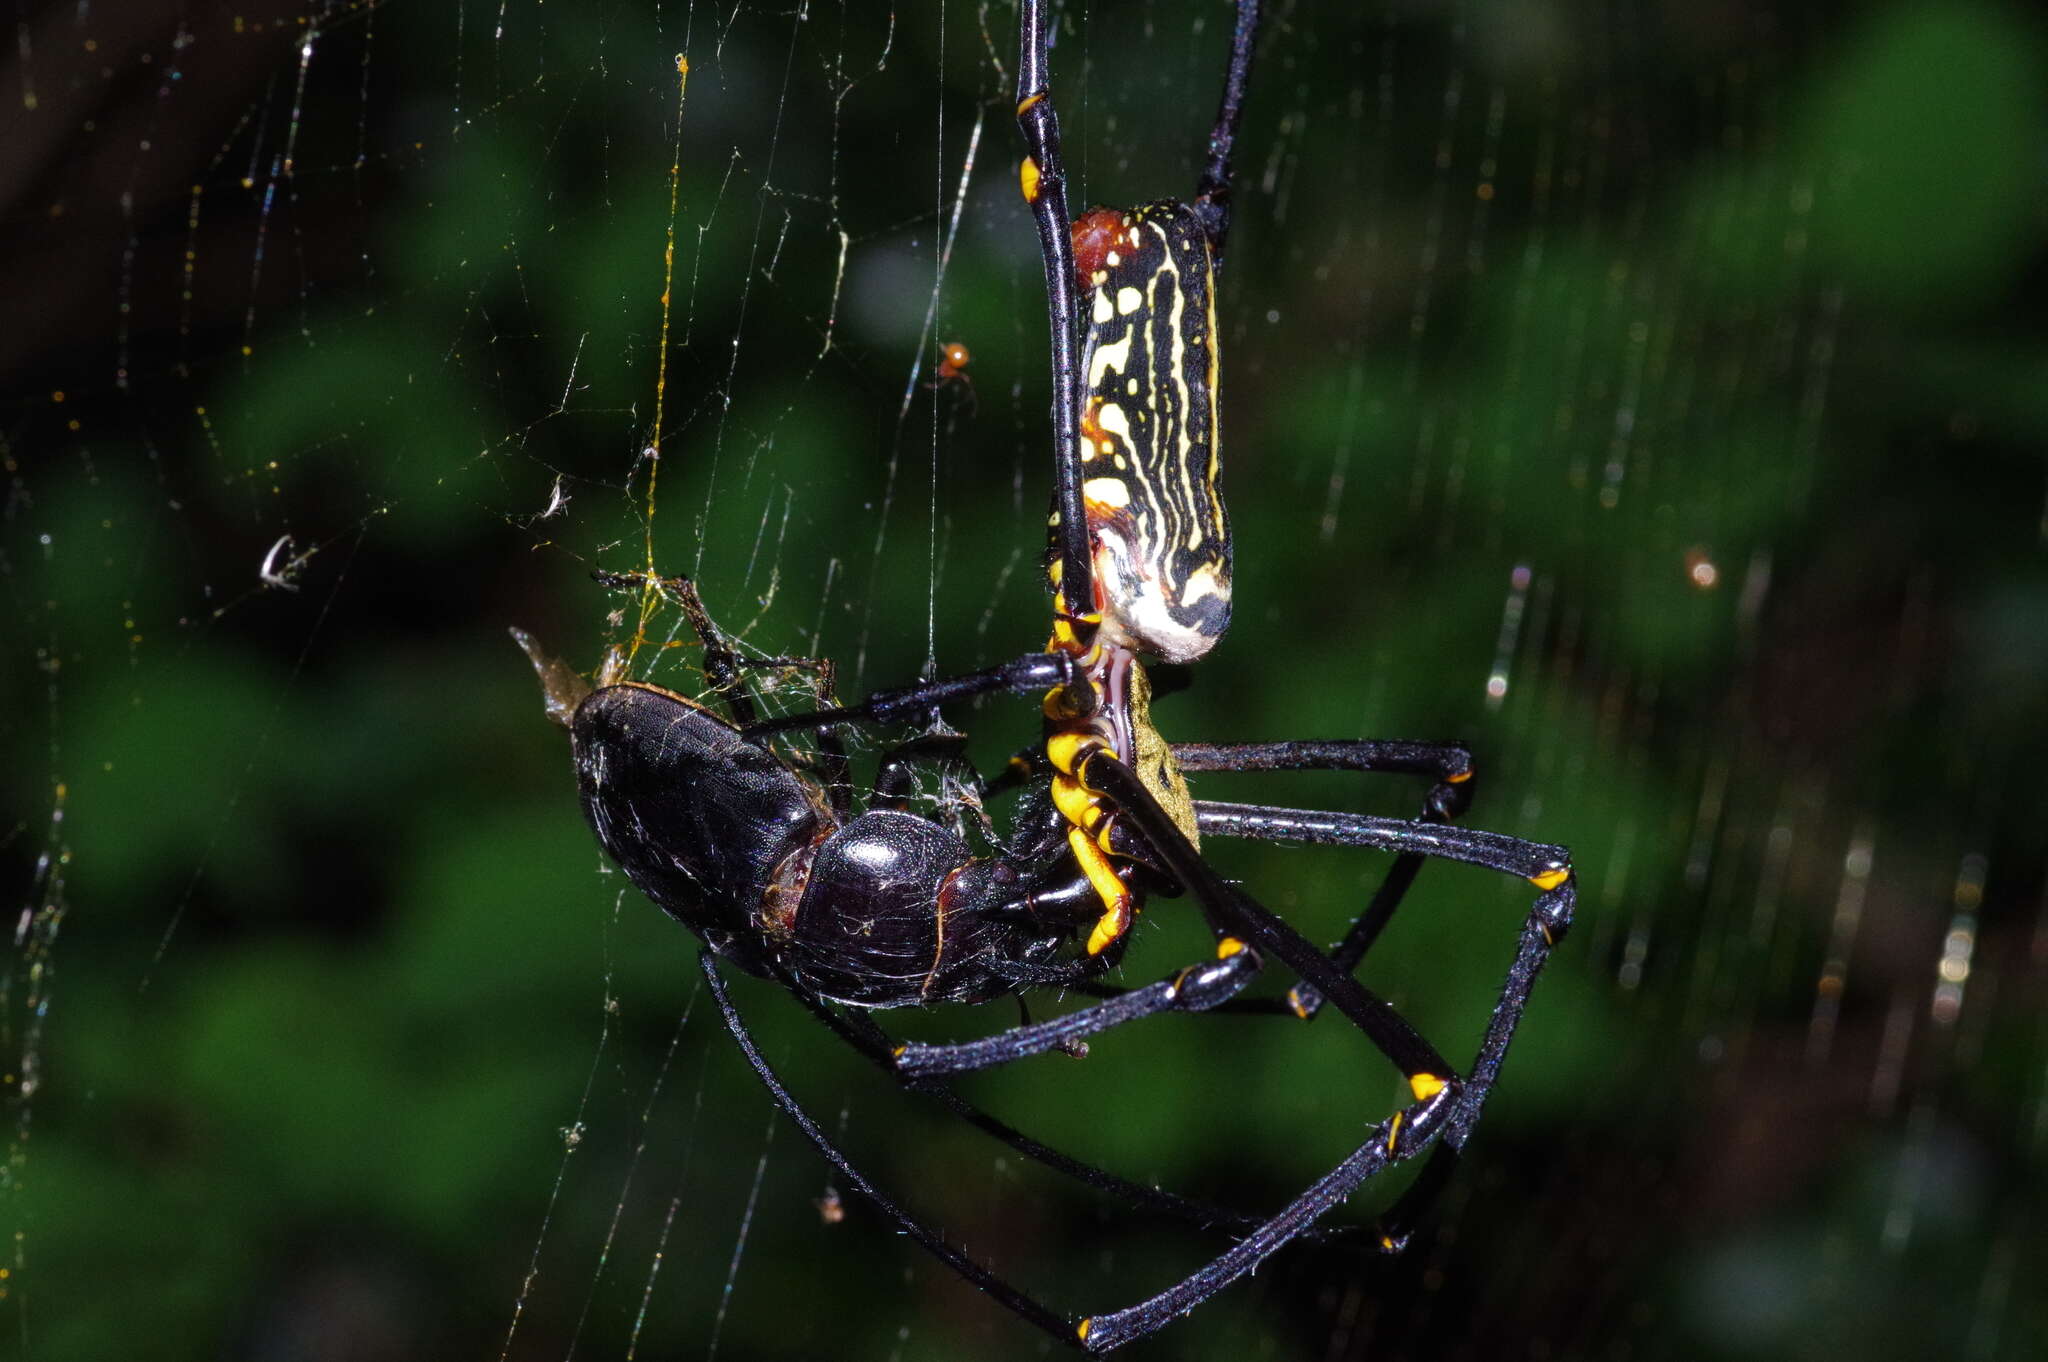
1070;202;1232;664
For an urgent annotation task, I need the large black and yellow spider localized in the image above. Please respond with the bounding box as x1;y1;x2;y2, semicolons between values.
518;0;1575;1350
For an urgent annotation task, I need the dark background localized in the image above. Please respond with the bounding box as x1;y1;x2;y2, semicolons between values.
5;1;2046;1359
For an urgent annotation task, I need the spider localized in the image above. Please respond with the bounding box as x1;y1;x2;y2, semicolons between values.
933;338;975;392
935;339;973;385
518;0;1575;1350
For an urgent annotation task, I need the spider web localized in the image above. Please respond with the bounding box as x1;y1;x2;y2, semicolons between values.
6;0;2047;1359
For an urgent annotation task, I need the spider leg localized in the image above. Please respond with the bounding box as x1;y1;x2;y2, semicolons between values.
893;943;1263;1079
762;958;1366;1245
1170;739;1474;819
698;952;1077;1345
1191;802;1569;888
1015;0;1091;623
1172;739;1475;1017
1061;977;1303;1017
1074;1082;1457;1353
1190;0;1262;262
740;650;1078;739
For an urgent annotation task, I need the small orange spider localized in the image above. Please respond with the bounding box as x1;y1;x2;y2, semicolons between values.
936;340;972;384
931;340;978;414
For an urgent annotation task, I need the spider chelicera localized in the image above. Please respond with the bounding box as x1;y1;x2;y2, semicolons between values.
517;0;1575;1350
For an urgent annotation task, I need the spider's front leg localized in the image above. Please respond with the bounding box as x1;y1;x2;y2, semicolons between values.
891;938;1264;1080
738;650;1082;738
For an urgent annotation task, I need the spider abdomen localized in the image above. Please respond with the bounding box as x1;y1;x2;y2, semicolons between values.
1069;200;1232;664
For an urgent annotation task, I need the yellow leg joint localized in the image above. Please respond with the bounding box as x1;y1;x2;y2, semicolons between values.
1529;866;1570;891
1409;1072;1447;1102
1050;773;1098;831
1019;154;1042;204
1076;1318;1092;1342
1446;768;1473;783
1047;612;1102;653
1385;1111;1405;1153
1216;936;1247;959
1043;687;1084;722
1045;731;1095;777
1071;829;1132;955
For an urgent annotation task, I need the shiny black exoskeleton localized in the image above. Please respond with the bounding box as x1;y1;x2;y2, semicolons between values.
565;679;1089;1008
